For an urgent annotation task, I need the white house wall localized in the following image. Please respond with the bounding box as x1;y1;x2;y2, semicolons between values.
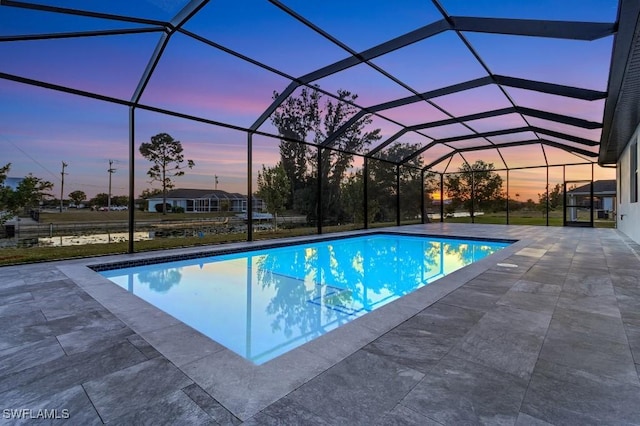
618;123;640;244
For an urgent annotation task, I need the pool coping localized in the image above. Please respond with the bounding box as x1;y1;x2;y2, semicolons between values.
55;227;530;420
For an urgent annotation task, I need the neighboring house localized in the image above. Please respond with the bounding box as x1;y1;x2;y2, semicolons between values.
614;133;640;243
567;179;617;215
146;189;265;213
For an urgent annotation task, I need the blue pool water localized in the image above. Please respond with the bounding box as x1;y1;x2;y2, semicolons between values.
100;233;509;364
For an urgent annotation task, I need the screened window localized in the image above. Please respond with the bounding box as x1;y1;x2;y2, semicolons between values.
631;142;638;203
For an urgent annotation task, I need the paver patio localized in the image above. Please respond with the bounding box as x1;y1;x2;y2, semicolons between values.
1;223;639;425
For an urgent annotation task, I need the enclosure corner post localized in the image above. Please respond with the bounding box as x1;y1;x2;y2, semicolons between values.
247;132;253;242
546;165;549;227
506;169;510;225
421;169;425;224
128;106;135;254
440;173;444;223
396;164;400;227
317;147;322;235
364;156;369;229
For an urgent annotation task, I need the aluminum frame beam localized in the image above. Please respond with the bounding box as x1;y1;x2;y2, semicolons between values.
424;139;598;170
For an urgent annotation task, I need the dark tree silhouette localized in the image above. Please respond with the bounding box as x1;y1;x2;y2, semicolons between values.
139;133;194;215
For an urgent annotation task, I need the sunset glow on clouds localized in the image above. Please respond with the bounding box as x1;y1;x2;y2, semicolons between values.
0;0;617;201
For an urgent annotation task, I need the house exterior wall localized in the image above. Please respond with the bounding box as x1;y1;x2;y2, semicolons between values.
618;123;640;244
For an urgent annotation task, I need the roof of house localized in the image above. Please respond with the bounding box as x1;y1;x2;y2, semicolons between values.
568;179;616;195
148;189;255;200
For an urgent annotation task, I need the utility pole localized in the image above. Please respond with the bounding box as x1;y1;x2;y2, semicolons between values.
108;160;116;210
60;161;68;213
214;175;219;190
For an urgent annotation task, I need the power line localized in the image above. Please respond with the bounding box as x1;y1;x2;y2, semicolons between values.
1;135;59;182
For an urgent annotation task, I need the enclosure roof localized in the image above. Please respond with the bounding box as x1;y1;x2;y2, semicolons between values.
1;0;638;171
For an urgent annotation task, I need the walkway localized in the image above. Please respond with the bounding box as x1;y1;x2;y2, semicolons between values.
1;224;639;424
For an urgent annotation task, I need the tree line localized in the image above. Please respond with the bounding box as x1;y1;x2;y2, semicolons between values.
256;87;519;224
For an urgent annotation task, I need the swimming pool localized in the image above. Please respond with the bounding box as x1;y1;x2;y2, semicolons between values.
99;233;510;364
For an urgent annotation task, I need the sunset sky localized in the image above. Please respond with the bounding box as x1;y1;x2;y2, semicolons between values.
0;0;618;201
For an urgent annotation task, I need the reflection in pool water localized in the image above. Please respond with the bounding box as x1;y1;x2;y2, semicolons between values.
100;234;509;364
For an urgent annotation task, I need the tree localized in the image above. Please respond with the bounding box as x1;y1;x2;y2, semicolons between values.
139;133;194;215
89;193;109;207
13;174;53;214
68;190;86;207
0;163;13;225
111;195;129;207
271;87;320;208
445;160;503;215
366;143;437;223
257;163;291;230
270;88;381;223
139;187;162;199
538;183;563;217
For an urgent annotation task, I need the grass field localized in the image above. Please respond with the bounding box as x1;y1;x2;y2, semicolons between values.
0;209;615;266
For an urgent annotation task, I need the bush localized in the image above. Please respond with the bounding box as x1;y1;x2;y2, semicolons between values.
173;206;185;213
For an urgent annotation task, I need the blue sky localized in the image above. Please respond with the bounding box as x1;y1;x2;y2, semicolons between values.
0;0;618;200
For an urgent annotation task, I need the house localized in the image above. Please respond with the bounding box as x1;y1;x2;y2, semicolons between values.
566;179;617;219
146;189;265;213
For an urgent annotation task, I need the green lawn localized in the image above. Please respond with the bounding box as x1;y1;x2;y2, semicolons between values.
0;210;615;266
441;211;615;228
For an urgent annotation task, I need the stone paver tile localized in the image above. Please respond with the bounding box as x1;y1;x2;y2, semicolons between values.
437;287;502;312
109;390;216;426
0;341;147;406
520;358;640;425
0;336;65;377
83;357;193;423
127;334;162;360
182;383;241;426
363;303;484;373
272;350;424;426
539;327;638;385
249;398;333;426
450;305;551;380
372;404;442;426
402;355;527;425
562;272;615;297
142;322;225;367
549;307;628;344
496;290;558;315
556;293;621;318
24;385;102;425
57;326;135;356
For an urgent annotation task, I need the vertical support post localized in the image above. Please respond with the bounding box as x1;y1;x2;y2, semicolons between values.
506;169;510;225
60;161;67;213
439;173;444;223
471;171;475;224
421;170;425;224
562;165;567;226
363;157;369;229
590;162;594;226
317;147;322;235
396;164;401;226
128;107;135;254
247;132;253;241
546;165;549;226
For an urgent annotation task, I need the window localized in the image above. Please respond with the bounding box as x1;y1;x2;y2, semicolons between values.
632;142;638;203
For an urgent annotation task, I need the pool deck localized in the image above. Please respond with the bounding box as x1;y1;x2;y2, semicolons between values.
1;223;640;424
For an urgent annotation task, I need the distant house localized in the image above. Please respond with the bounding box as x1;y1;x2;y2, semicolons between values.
567;179;616;212
146;189;266;213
